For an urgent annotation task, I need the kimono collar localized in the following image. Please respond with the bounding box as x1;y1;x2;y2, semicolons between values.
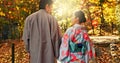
73;24;84;28
73;24;86;31
39;9;47;13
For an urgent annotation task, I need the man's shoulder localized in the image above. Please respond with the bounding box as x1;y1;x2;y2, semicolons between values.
28;10;55;19
24;11;39;23
27;11;39;18
47;13;56;19
26;10;56;22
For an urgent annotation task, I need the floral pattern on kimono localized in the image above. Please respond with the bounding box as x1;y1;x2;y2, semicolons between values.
59;24;95;63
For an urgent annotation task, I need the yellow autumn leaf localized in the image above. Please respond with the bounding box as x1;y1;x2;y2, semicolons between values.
9;11;12;14
16;6;19;10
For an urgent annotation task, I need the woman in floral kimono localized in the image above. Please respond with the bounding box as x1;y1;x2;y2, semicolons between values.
59;10;96;63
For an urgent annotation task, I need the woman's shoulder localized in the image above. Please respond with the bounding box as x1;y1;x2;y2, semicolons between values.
66;27;73;33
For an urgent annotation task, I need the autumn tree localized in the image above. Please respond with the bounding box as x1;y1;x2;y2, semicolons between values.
0;0;39;40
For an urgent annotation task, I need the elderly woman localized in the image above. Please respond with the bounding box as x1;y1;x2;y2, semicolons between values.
59;10;96;63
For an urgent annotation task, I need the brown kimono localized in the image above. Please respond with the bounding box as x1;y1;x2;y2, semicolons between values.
22;9;61;63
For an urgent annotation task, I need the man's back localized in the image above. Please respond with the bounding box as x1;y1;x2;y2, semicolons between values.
22;9;61;63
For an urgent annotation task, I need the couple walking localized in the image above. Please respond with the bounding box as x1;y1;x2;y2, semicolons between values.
22;0;95;63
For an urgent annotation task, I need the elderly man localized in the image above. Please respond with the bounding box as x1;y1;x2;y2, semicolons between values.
22;0;61;63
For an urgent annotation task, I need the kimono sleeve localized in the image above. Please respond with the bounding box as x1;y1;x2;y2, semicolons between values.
59;28;71;62
50;18;62;59
54;24;62;59
83;32;96;61
22;17;31;53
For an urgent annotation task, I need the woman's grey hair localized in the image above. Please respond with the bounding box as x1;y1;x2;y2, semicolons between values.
75;10;86;23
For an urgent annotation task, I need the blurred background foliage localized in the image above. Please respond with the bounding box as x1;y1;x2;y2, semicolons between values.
0;0;39;40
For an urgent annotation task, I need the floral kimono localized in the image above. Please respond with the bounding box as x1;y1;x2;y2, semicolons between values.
59;24;95;63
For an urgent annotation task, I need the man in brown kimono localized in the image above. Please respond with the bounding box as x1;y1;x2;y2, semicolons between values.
22;0;61;63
